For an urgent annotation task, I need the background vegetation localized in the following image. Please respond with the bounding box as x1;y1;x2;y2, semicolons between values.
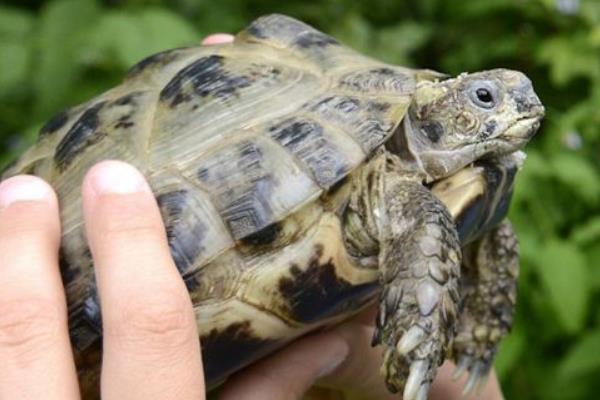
1;0;599;398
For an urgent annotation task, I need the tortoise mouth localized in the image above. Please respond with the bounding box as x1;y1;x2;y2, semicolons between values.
504;114;543;142
488;112;542;156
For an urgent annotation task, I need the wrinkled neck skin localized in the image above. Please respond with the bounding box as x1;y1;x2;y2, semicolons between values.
384;115;473;183
385;115;469;182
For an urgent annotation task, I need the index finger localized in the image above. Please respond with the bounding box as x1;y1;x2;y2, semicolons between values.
82;161;205;400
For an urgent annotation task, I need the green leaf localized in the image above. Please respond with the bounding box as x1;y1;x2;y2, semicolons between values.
0;41;30;95
537;34;600;85
495;328;525;379
33;0;101;116
559;330;600;377
330;14;373;54
0;6;34;39
571;216;600;246
534;239;589;334
136;8;198;58
585;244;600;289
89;8;198;68
87;12;146;68
551;153;600;205
522;149;553;178
370;22;432;65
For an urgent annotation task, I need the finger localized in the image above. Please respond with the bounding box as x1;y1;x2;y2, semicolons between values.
82;161;204;400
431;362;504;400
201;33;235;45
315;310;399;400
219;333;348;400
0;176;79;400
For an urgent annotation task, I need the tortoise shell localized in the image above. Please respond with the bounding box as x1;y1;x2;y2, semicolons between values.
2;14;520;395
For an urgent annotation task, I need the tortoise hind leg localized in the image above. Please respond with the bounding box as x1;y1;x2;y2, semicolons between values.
452;220;519;394
372;180;461;400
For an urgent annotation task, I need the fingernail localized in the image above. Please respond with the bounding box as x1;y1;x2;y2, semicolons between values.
201;33;235;45
88;160;149;195
317;343;349;378
0;175;53;208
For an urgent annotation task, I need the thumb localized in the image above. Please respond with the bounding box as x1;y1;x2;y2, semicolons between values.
218;332;349;400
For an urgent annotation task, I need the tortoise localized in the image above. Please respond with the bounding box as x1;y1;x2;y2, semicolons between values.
2;14;544;400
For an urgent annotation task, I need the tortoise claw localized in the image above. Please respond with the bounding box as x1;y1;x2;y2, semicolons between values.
452;355;471;381
416;382;430;400
453;356;492;396
404;360;429;400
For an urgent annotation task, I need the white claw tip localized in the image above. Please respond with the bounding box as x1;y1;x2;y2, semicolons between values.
404;360;428;400
462;363;483;397
416;383;431;400
452;357;471;381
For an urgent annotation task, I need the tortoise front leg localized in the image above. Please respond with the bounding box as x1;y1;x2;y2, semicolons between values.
371;180;462;400
451;219;519;394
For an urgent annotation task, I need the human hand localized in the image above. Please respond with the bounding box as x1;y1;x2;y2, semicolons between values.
0;161;205;400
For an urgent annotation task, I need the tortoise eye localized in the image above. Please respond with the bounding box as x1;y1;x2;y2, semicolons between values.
476;88;493;104
469;82;497;109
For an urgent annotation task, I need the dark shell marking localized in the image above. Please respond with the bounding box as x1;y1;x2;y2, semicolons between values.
294;31;339;48
308;95;395;153
159;55;277;108
58;247;82;288
268;117;353;188
278;245;378;323
126;48;186;78
339;68;413;95
243;14;338;50
54;101;106;170
157;189;208;275
196;140;277;240
201;321;278;387
81;289;103;333
53;94;143;171
239;222;282;246
39;109;70;139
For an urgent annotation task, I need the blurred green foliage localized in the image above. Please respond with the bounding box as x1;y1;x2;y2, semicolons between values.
0;0;599;398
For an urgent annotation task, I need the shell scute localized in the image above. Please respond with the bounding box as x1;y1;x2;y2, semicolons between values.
339;67;415;95
151;171;234;277
240;14;340;51
126;47;191;79
159;55;257;108
54;101;107;171
187;136;319;241
267;115;364;188
157;189;210;275
306;94;409;153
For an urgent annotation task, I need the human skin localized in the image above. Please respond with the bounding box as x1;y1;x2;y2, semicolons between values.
0;35;503;400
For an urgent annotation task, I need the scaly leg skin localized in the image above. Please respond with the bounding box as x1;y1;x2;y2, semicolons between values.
452;220;519;395
371;180;462;400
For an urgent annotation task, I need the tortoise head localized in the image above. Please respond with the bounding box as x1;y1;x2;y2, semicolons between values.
401;69;544;180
